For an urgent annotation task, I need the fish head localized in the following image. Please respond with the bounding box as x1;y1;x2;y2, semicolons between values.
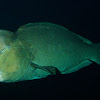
0;42;30;83
0;46;29;82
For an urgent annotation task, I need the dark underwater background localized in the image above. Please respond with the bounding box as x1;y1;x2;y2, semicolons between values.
0;0;100;100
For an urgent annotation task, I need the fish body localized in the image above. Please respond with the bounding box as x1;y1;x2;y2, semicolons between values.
0;22;99;82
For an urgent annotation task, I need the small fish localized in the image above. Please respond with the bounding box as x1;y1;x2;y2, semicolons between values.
0;22;99;83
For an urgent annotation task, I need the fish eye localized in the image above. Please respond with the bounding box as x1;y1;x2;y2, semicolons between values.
0;46;10;55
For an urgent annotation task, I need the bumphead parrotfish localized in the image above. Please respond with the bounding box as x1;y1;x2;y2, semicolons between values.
0;22;99;83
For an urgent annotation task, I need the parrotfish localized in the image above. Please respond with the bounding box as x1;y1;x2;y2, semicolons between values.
0;22;99;82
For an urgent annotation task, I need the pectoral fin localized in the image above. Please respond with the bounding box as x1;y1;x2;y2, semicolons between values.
30;62;61;75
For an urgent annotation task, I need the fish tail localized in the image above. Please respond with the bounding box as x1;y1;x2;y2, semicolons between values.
90;43;100;65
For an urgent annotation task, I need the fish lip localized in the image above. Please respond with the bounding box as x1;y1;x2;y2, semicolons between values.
0;71;4;82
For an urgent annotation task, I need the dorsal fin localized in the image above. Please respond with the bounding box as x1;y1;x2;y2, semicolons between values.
75;34;93;45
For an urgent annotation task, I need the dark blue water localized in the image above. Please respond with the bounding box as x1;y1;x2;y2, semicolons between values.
0;0;100;99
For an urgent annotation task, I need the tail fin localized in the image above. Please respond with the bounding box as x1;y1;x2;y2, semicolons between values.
90;43;100;65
